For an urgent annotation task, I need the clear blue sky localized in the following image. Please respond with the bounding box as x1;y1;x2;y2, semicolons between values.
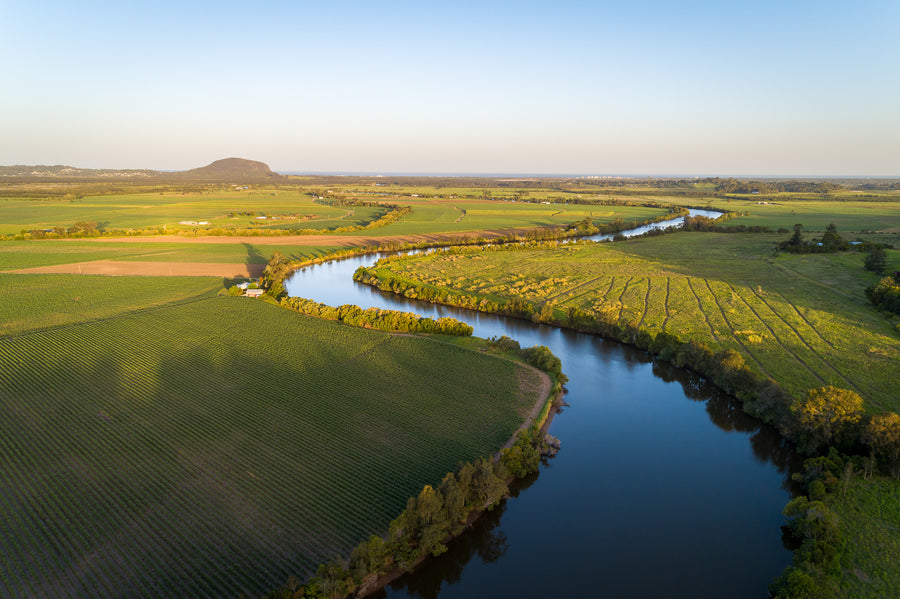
2;0;898;176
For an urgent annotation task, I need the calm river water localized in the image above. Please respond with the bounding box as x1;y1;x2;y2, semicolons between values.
284;212;800;599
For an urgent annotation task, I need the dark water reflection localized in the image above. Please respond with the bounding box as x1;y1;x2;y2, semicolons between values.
284;213;799;599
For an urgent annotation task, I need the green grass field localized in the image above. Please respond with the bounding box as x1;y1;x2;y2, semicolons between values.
721;199;900;232
3;179;898;598
364;233;900;411
0;274;220;336
369;199;668;236
0;240;340;270
0;189;370;234
829;476;900;598
0;281;542;598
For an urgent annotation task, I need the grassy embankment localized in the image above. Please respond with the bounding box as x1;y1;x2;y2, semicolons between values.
0;275;544;598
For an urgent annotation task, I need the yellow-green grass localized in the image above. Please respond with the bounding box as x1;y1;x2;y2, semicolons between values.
371;200;668;236
0;284;542;598
0;240;340;270
828;476;900;598
0;189;352;234
719;199;900;232
366;233;900;411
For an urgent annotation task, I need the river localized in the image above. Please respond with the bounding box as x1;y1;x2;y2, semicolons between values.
284;211;800;598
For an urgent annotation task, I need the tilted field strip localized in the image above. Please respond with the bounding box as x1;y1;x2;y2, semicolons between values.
771;289;837;350
725;282;828;386
703;278;800;384
638;275;669;333
737;282;860;393
614;276;635;321
685;277;725;346
661;277;672;331
620;277;649;326
0;296;540;597
546;275;606;303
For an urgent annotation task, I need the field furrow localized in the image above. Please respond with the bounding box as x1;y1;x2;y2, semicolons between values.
0;293;541;597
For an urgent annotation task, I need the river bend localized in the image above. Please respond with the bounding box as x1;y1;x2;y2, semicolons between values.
284;212;799;599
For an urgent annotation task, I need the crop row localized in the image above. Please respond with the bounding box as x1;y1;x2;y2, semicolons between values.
367;239;899;408
0;296;537;597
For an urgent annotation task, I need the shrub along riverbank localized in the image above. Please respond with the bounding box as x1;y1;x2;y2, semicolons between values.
353;237;900;598
257;337;565;599
250;275;565;599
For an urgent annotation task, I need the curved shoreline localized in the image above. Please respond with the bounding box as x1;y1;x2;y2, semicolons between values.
353;371;562;599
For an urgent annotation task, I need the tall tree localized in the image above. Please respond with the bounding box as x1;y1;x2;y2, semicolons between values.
787;386;863;454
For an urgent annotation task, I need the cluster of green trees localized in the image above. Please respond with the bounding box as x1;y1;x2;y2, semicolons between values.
865;274;900;316
778;224;851;253
681;213;774;234
770;450;849;598
485;336;567;384
331;204;411;234
713;179;841;194
22;220;101;239
771;432;900;599
263;428;549;599
280;296;474;336
262;251;293;298
863;246;888;274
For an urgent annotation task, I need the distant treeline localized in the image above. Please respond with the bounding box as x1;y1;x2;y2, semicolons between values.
712;178;842;194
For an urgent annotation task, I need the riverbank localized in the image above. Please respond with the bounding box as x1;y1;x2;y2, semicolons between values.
353;373;563;599
351;235;900;597
281;222;800;599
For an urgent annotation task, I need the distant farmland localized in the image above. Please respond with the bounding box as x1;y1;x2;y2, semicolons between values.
0;289;542;597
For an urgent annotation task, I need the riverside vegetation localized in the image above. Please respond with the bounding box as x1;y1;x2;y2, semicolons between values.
354;212;900;598
2;173;899;598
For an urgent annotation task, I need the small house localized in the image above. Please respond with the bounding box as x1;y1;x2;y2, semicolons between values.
244;288;265;298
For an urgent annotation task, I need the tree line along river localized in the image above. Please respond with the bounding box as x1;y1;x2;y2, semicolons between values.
284;211;801;599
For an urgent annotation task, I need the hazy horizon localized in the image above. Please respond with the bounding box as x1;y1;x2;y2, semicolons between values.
3;1;899;177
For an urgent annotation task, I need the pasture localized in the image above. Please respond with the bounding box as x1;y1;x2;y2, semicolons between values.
0;239;338;271
0;189;367;235
0;285;543;598
720;198;900;233
829;476;900;599
364;233;900;411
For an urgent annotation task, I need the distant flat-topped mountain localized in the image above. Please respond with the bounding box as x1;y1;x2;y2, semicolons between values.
174;157;283;180
0;158;285;181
